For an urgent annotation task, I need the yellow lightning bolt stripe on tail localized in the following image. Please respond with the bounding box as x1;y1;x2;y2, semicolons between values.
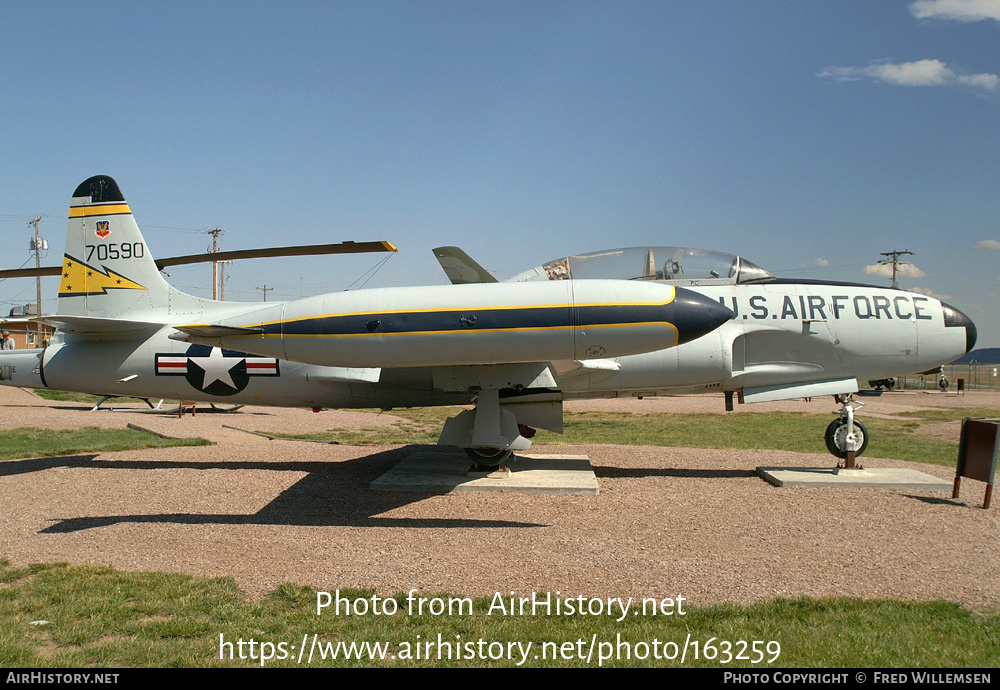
58;255;147;297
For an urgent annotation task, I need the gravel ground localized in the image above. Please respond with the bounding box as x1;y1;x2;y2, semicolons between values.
1;385;997;609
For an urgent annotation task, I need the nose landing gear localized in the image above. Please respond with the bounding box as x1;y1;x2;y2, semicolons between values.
825;395;868;460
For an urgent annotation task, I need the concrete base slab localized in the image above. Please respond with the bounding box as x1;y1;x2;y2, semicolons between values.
757;466;952;491
370;452;599;495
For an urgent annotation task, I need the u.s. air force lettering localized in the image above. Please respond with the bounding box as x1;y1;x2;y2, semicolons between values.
718;293;935;321
155;345;279;396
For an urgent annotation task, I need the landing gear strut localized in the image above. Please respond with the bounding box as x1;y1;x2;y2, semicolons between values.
825;395;869;460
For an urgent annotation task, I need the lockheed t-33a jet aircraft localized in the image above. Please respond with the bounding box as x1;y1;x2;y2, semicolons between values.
0;175;732;467
0;176;977;467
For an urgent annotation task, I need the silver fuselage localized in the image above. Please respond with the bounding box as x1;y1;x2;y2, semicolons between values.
2;280;971;410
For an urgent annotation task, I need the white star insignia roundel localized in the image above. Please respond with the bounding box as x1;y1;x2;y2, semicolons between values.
155;345;279;396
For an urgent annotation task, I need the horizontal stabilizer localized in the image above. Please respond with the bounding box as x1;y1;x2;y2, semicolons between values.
4;315;164;336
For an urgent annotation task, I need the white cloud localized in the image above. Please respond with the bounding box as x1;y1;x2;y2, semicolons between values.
864;263;927;278
960;72;1000;90
814;258;830;266
910;0;1000;23
910;286;952;300
974;239;1000;250
818;59;999;92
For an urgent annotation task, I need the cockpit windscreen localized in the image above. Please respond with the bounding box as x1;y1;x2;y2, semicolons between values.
508;247;773;285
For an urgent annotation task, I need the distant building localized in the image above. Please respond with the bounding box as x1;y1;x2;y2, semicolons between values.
3;304;47;349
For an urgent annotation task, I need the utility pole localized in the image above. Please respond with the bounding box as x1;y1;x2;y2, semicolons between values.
878;249;913;289
218;260;232;301
257;284;272;302
206;228;224;300
28;216;44;343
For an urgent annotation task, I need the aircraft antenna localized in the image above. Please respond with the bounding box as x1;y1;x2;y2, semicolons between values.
878;249;913;289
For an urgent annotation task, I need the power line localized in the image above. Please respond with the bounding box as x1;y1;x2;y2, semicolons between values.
878;249;914;289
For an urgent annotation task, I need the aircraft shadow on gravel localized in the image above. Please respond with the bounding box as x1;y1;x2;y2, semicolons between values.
10;446;546;533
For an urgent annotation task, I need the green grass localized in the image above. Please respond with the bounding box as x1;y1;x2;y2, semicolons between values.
544;411;961;466
33;389;179;405
272;407;962;467
33;390;108;403
0;559;995;667
894;407;1000;423
0;427;211;461
274;407;449;446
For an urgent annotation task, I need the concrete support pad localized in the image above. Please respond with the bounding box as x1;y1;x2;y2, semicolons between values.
757;466;952;491
370;452;599;495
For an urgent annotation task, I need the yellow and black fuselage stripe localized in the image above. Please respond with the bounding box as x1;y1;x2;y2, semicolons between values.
242;302;679;340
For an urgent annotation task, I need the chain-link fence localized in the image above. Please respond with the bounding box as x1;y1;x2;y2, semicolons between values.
881;364;1000;392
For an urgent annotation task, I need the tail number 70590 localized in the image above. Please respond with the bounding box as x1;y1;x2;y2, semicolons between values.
86;242;145;262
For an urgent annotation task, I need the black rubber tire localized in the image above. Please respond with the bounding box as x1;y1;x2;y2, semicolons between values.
824;418;869;459
464;447;513;469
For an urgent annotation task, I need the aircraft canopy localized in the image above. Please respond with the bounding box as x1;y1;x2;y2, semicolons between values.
508;247;773;285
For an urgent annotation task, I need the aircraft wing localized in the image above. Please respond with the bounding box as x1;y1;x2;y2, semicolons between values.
740;377;859;403
550;359;621;373
0;240;397;280
432;246;498;284
155;240;397;270
0;266;61;279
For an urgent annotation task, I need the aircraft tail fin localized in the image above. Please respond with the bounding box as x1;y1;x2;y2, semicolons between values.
59;176;204;321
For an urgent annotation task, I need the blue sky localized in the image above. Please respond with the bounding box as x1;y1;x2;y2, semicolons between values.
2;1;999;343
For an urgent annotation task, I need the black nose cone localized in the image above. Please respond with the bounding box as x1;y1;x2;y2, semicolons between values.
942;302;977;353
671;288;735;345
